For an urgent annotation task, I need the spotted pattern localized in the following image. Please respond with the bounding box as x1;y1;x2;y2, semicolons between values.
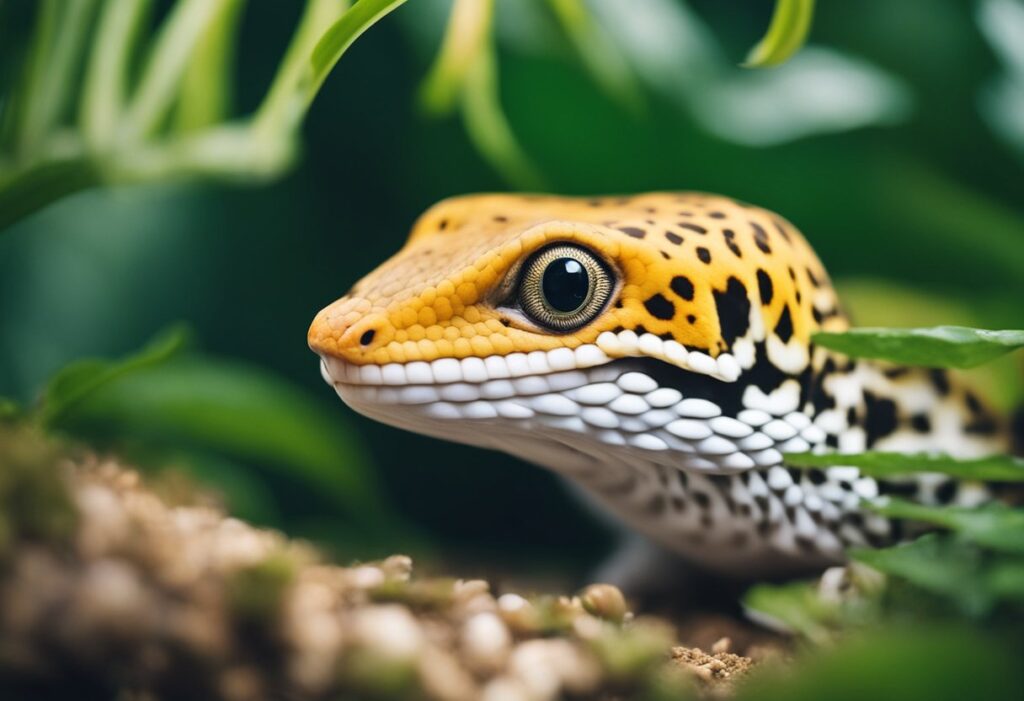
310;193;1011;574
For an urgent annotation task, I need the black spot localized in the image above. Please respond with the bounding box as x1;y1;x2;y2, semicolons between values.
884;367;911;379
910;413;932;433
965;391;984;415
846;406;858;427
634;324;650;336
359;329;376;346
775;305;794;343
679;223;707;234
687;314;697;324
751;222;772;254
493;215;508;222
808;469;827;485
864;391;899;447
772;217;793;243
966;417;1000;435
878;480;918;498
929;369;950;396
438;218;449;230
722;229;742;257
670;275;695;301
617;226;646;238
644;294;675;320
756;269;773;305
614;299;624;309
709;211;727;219
936;481;958;505
806;267;821;287
809;358;838;414
665;231;683;245
660;250;671;260
712;277;752;347
696;247;712;264
645;494;666;515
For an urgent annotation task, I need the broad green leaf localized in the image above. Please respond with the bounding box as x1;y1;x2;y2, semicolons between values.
52;355;410;543
870;499;1024;555
852;535;994;616
37;325;190;426
784;451;1024;482
743;579;839;644
735;625;1023;701
812;326;1024;368
744;0;815;68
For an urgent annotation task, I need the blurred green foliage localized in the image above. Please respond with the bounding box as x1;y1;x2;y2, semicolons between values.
0;1;1023;697
0;0;1023;594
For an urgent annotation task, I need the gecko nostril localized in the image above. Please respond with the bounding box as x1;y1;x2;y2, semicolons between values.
359;329;376;346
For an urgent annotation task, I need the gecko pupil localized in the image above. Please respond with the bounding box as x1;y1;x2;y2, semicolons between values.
542;258;589;312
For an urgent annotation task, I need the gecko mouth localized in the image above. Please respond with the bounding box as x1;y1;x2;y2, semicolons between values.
317;333;823;476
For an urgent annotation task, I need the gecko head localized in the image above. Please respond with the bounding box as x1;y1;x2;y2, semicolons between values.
309;193;840;475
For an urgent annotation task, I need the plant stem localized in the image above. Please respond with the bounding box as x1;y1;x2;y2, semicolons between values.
253;0;349;139
418;0;493;116
461;40;544;191
0;156;100;232
122;0;230;141
81;0;154;147
176;0;247;133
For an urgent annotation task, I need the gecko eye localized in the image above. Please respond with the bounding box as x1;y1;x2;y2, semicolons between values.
518;244;613;332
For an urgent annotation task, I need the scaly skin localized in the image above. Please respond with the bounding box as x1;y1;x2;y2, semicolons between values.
309;193;1008;575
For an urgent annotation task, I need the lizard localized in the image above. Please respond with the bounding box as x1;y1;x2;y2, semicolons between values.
308;193;1009;577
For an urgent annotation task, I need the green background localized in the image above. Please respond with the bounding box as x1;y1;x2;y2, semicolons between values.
1;0;1022;575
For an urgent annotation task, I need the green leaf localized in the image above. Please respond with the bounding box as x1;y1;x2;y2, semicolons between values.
852;534;995;617
784;451;1024;482
743;579;840;644
122;0;235;141
869;499;1024;555
418;0;493;116
744;0;815;68
735;625;1024;701
461;41;546;190
37;325;190;426
175;0;246;132
812;326;1024;368
546;0;643;114
51;355;411;544
309;0;408;98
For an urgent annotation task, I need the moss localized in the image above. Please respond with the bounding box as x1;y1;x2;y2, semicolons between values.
227;551;296;624
0;423;77;557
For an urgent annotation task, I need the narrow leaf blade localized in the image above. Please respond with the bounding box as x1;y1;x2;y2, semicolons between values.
784;451;1024;482
812;326;1024;368
744;0;815;68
